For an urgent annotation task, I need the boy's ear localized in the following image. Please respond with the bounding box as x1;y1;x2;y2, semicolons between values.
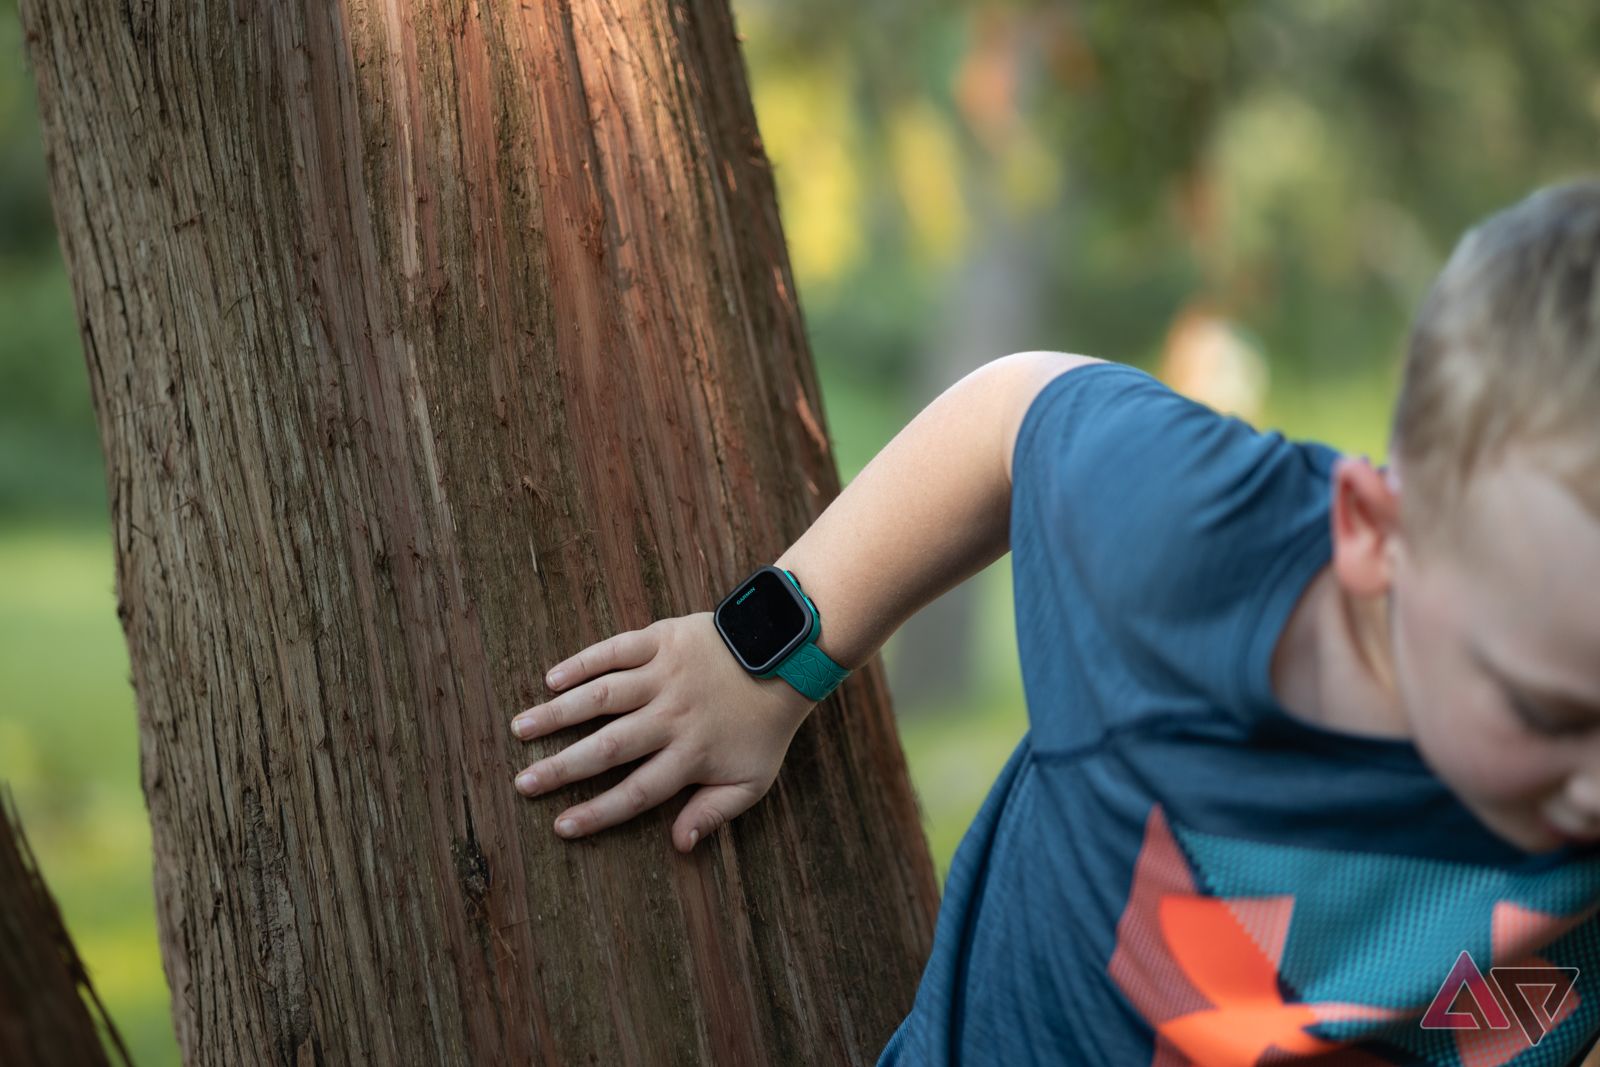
1330;455;1402;597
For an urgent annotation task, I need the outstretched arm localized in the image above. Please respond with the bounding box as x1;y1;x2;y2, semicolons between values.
774;350;1105;671
510;350;1105;852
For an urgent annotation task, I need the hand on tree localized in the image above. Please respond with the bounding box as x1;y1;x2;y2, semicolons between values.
509;612;818;853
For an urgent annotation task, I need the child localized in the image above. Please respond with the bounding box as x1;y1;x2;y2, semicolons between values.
510;180;1600;1065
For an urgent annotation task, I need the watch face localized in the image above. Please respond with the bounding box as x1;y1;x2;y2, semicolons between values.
715;567;810;673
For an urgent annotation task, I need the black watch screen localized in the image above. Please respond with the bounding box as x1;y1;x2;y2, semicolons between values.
713;565;812;674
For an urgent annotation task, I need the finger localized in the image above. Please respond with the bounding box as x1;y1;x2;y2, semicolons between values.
511;669;653;741
514;714;666;797
549;748;689;840
544;626;660;693
672;783;761;854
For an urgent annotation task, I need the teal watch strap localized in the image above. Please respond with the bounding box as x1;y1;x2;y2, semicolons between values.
776;639;851;702
773;569;852;701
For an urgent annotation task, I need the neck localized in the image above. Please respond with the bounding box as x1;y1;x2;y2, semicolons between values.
1271;561;1411;740
1323;577;1411;739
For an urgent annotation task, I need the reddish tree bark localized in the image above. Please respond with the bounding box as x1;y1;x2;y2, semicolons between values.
18;0;939;1062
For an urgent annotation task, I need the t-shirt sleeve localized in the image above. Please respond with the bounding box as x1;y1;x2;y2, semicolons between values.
1008;360;1339;746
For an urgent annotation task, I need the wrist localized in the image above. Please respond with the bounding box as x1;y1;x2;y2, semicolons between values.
770;552;867;672
712;564;853;701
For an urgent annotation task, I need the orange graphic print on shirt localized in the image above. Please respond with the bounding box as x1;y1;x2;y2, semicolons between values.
1107;804;1600;1066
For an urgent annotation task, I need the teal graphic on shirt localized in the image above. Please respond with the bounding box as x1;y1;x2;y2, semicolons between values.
1108;802;1600;1065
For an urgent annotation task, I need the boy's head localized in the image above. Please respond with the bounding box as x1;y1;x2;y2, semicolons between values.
1391;178;1600;555
1330;178;1600;855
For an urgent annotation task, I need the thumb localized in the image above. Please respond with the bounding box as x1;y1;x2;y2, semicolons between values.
674;783;756;853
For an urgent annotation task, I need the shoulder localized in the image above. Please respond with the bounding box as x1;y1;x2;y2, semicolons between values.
998;352;1118;485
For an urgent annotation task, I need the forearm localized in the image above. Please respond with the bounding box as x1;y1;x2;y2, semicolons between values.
774;355;1023;672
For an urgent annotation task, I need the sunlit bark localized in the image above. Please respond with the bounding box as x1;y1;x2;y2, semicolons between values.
18;1;938;1061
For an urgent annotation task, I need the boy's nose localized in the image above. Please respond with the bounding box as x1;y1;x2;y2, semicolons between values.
1549;777;1600;837
1564;772;1600;810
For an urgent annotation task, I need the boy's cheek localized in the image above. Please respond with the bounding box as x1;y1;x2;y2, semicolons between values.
1412;692;1562;806
1392;624;1555;806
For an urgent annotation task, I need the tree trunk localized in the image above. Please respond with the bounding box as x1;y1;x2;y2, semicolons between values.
18;1;939;1063
0;786;133;1067
891;149;1040;718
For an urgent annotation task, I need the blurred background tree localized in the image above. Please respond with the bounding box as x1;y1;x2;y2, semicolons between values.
2;0;1596;1061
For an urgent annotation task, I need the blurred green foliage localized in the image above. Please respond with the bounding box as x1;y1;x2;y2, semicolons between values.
1;1;1594;1063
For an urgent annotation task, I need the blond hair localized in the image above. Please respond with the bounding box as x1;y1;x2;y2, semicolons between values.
1389;178;1600;557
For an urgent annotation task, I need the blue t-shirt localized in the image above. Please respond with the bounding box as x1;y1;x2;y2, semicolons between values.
877;360;1600;1066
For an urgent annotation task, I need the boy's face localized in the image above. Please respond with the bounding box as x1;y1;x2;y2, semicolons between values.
1381;448;1600;854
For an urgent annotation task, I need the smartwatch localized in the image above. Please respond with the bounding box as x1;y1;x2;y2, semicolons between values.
713;564;851;702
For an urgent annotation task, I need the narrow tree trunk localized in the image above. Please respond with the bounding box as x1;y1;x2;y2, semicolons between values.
18;1;939;1062
893;164;1039;716
0;786;134;1067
